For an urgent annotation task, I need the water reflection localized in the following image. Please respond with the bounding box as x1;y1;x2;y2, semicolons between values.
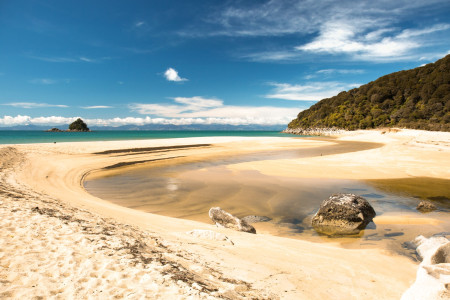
85;159;450;258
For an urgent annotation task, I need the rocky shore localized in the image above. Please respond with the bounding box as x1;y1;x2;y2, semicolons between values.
282;127;345;136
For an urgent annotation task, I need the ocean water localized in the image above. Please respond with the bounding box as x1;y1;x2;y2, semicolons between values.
0;130;299;145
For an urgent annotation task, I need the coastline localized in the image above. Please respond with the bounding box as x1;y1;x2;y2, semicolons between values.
1;129;449;298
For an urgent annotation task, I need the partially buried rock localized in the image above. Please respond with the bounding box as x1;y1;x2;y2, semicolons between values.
416;200;437;213
311;193;376;235
209;207;256;234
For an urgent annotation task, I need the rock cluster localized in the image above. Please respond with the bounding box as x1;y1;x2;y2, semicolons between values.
45;128;64;132
416;200;437;213
311;193;376;235
282;127;345;136
208;207;256;234
401;235;450;299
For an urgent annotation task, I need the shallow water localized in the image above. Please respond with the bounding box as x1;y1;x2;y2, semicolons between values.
0;130;298;144
85;156;450;258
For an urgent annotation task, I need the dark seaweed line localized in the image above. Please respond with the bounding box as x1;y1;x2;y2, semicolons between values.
102;156;185;170
94;144;211;155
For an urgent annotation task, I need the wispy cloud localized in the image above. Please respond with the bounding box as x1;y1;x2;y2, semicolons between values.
304;69;365;80
81;106;113;109
28;55;109;63
295;21;450;60
2;102;69;109
79;57;95;63
190;1;450;62
29;78;56;85
129;96;298;125
123;47;153;54
316;69;365;75
187;0;448;37
164;68;188;82
29;78;71;85
134;21;146;28
265;82;361;101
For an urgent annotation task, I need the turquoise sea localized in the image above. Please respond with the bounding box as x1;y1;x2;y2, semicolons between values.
0;130;299;145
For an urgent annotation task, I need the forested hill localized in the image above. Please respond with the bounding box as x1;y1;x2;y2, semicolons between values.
287;54;450;132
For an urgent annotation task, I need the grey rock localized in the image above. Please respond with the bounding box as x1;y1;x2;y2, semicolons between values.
416;200;437;213
311;193;376;235
241;215;272;223
208;207;256;234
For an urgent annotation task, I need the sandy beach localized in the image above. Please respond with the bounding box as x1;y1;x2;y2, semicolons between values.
1;129;449;299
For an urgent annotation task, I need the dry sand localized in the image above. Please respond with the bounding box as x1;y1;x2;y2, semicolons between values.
1;129;449;299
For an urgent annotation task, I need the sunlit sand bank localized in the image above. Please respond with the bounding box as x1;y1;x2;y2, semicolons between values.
1;129;449;298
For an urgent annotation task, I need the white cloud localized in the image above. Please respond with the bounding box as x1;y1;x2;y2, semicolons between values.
173;96;222;108
79;56;95;63
0;115;76;126
296;21;418;59
0;113;299;127
28;56;78;63
239;50;301;62
129;96;298;125
129;96;223;117
2;102;69;108
29;78;57;85
81;106;113;109
397;24;450;39
186;0;448;38
28;55;106;63
265;82;360;101
192;1;449;62
316;69;365;75
295;21;450;61
164;68;188;82
135;21;145;28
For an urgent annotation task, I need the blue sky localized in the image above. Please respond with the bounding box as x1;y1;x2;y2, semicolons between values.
1;0;449;127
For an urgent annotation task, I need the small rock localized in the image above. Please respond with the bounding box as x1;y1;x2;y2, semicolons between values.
311;193;376;235
416;200;437;213
241;215;271;223
208;207;256;234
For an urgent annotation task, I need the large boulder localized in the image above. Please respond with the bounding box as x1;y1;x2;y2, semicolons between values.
401;235;450;300
311;193;376;235
209;207;256;234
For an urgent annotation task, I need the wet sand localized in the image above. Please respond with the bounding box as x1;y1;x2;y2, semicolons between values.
1;129;449;299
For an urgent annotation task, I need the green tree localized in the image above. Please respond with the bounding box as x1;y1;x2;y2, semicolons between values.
69;118;90;131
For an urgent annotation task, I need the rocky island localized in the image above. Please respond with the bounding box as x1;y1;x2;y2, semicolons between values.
45;118;91;132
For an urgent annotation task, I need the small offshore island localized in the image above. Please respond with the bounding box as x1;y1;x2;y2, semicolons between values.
45;118;91;132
